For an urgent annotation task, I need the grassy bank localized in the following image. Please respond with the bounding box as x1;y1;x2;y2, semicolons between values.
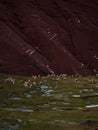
0;74;98;130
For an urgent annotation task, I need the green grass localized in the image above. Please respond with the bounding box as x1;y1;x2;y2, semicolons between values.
0;74;98;130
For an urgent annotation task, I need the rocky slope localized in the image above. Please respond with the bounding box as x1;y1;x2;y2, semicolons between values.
0;0;98;76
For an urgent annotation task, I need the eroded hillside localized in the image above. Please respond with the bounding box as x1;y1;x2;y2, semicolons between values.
0;0;98;76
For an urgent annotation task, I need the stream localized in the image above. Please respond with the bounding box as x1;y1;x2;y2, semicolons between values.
0;76;98;130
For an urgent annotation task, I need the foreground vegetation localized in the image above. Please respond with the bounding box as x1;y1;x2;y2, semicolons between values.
0;74;98;130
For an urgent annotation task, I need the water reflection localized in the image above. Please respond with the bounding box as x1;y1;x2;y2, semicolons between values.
9;97;22;100
2;108;34;112
86;104;98;108
1;83;98;130
49;120;78;125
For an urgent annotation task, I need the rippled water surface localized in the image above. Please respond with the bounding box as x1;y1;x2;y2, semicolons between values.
0;75;98;130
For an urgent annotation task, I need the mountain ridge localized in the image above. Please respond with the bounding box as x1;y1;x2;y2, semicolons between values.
0;0;98;76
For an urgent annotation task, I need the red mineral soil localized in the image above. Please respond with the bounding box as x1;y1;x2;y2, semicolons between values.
0;0;98;76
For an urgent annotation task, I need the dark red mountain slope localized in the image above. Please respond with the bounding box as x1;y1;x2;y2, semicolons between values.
0;0;98;76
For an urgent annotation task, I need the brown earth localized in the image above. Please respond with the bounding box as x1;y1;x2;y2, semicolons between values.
0;0;98;76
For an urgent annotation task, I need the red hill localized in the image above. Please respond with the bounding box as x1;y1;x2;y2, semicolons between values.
0;0;98;76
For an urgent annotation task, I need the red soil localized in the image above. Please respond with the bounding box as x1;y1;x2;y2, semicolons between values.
0;0;98;76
